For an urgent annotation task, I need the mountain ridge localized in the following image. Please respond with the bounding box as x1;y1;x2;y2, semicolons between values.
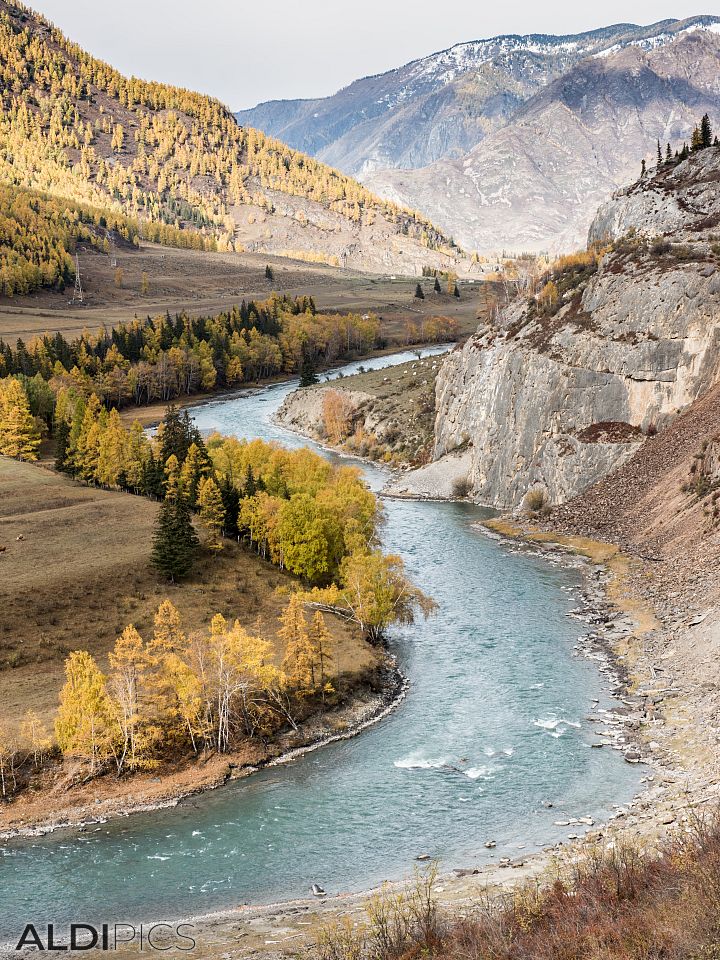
0;0;465;275
236;16;720;176
364;27;720;252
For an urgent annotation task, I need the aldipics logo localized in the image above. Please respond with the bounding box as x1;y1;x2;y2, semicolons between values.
14;923;197;952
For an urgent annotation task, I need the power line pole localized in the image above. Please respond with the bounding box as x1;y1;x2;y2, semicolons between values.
71;254;84;304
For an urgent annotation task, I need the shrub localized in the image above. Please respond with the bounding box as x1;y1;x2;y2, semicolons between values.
524;487;548;514
451;476;472;499
651;239;671;256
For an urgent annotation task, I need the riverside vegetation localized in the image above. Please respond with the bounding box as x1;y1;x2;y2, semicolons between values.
0;294;384;407
0;391;432;802
316;814;720;960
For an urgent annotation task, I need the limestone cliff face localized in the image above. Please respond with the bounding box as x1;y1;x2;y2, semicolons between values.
433;147;720;508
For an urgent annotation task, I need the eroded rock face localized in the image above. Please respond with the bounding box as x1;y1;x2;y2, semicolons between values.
432;148;720;508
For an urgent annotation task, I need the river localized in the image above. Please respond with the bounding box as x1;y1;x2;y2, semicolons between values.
1;346;642;940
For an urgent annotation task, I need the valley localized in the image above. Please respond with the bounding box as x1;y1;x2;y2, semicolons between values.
0;242;484;345
2;1;720;957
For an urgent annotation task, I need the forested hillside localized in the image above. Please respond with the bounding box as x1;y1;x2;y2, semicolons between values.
0;0;463;275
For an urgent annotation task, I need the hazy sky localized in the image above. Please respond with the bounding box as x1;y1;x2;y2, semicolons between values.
33;1;711;110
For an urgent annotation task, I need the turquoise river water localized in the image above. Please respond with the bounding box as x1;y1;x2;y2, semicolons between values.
1;347;642;941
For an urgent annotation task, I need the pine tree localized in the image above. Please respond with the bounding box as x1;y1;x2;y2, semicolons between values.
453;283;460;299
666;143;672;164
0;378;41;461
150;484;199;582
218;474;240;539
691;126;703;152
265;264;274;281
657;139;662;166
433;277;441;294
640;158;647;178
414;282;425;300
299;349;319;387
701;113;713;150
197;475;225;552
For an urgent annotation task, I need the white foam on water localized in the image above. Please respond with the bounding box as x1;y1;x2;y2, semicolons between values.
394;751;451;770
464;765;492;780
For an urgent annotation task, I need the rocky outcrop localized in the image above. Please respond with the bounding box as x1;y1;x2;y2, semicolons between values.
275;355;444;466
364;26;720;253
430;147;720;508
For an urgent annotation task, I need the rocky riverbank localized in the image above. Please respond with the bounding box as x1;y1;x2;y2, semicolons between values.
275;353;448;468
101;518;720;960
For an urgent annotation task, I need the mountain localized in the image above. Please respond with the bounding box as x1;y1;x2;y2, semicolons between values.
236;18;717;176
0;1;463;276
423;143;720;507
364;25;720;252
238;17;720;254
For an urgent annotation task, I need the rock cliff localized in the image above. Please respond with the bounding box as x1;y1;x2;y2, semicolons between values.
431;147;720;508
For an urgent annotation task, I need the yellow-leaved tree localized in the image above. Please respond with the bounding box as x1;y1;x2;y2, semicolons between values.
0;378;41;460
55;650;115;772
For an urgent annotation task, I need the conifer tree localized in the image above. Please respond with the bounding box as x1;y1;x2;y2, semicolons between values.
197;475;225;552
701;113;713;150
309;610;335;700
657;139;662;165
218;474;240;539
265;264;274;281
54;417;70;471
414;282;425;300
453;283;460;298
433;277;441;294
180;441;211;507
150;481;199;582
299;347;319;387
0;378;41;461
55;650;114;772
691;125;703;152
96;408;126;487
279;594;313;693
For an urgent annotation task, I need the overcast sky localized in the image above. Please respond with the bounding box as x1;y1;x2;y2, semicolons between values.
33;1;711;110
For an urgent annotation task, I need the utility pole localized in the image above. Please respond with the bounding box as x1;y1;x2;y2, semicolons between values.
71;254;84;304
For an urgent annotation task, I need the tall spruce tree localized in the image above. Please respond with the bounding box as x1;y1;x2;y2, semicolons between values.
414;282;425;300
150;484;199;582
54;418;70;471
701;113;713;149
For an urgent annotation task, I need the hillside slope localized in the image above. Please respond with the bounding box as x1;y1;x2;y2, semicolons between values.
237;18;716;178
0;0;462;275
429;144;720;508
236;23;640;175
364;26;720;252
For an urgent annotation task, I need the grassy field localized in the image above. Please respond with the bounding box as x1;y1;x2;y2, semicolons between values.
0;242;487;344
0;457;376;729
